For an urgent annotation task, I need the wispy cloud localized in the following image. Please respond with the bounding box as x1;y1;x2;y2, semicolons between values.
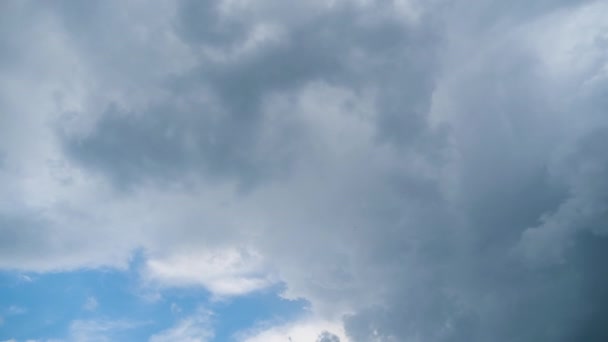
67;319;144;342
148;308;214;342
82;297;98;312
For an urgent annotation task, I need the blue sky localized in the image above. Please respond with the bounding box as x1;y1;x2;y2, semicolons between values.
2;0;608;341
0;264;308;341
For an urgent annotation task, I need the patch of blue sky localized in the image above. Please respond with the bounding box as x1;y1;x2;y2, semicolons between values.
211;284;309;341
0;263;307;341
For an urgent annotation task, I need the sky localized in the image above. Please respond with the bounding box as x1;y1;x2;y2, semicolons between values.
1;0;608;341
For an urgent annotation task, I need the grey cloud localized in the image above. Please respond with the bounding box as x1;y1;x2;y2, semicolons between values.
518;126;608;264
0;213;50;263
62;0;439;190
62;100;302;191
175;0;247;47
317;331;341;342
0;207;134;271
339;3;608;340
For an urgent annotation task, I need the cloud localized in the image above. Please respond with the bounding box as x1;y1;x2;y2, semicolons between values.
143;247;275;297
238;317;347;342
67;319;141;342
170;303;182;315
6;306;27;316
317;331;341;342
1;0;608;341
83;297;98;312
148;308;214;342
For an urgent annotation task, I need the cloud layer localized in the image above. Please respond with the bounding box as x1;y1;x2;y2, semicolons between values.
2;0;608;341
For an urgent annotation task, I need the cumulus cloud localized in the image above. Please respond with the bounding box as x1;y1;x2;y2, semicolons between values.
143;247;275;297
1;0;608;341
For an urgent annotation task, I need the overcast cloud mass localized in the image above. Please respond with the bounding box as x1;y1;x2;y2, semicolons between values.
1;0;608;341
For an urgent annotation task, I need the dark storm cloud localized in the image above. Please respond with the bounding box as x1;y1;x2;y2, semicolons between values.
62;0;439;190
62;99;304;191
175;0;247;47
339;4;608;340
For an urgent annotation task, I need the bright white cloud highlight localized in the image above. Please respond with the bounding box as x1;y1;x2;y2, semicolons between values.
239;318;348;342
143;247;275;297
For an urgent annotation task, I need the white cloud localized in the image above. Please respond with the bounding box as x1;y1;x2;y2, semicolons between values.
238;317;348;342
83;297;98;312
17;274;33;283
67;319;142;342
143;247;275;297
170;303;182;314
148;308;214;342
6;306;27;315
